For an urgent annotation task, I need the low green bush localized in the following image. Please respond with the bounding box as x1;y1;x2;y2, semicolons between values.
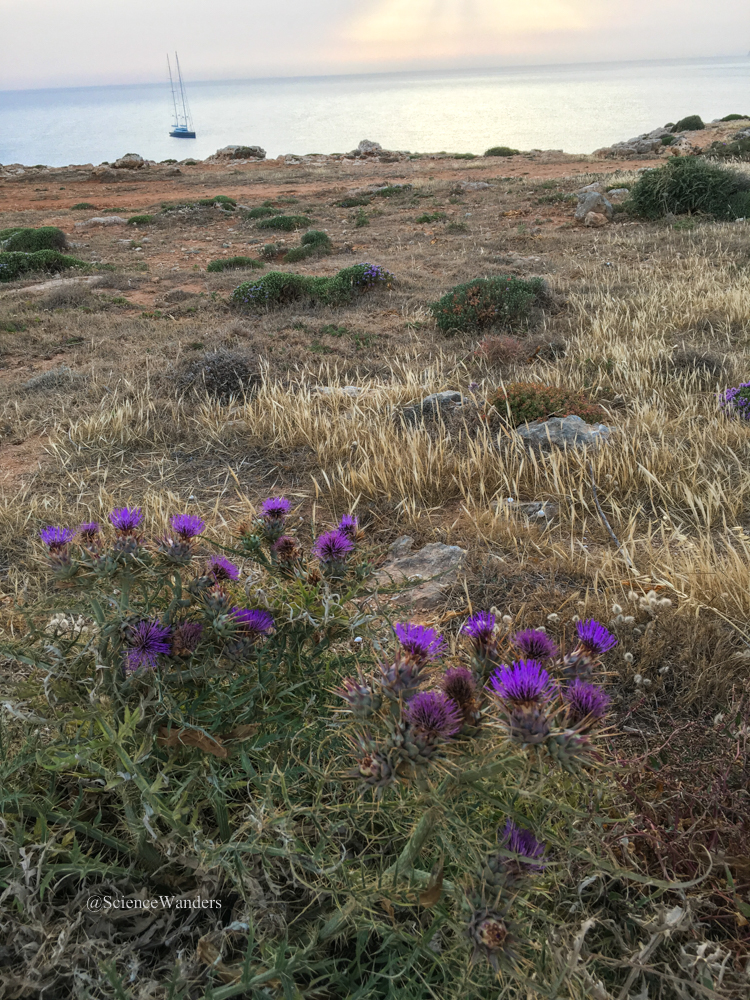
3;227;68;252
416;212;447;223
127;214;154;226
71;202;96;210
242;206;281;219
206;256;264;272
720;113;749;122
485;146;520;157
446;221;469;234
661;135;676;146
628;156;750;219
282;230;332;263
372;185;411;198
0;250;86;282
257;215;312;231
431;275;547;334
260;243;280;260
232;262;392;310
709;135;750;161
336;196;371;208
672;114;704;132
198;195;236;210
492;382;604;426
0;227;25;241
354;208;369;228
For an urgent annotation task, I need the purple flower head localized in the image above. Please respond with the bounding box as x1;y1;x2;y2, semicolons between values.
170;514;205;541
442;666;476;711
207;555;240;582
720;383;750;420
500;819;546;870
512;628;559;661
171;622;204;656
39;526;75;550
463;611;496;644
576;619;618;656
393;622;446;663
109;507;143;534
405;690;462;740
313;529;354;564
338;514;359;539
259;496;291;520
78;522;100;542
125;619;171;672
564;679;611;725
231;607;275;638
489;660;556;705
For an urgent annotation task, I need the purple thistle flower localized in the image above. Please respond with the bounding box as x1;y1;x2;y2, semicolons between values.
207;555;240;582
564;679;611;724
500;819;546;870
463;611;495;643
338;514;359;539
313;529;354;564
231;607;275;638
576;619;618;656
405;690;462;740
171;622;204;656
78;522;100;542
125;620;171;672
489;660;556;705
259;497;292;519
512;628;558;661
442;666;476;712
39;526;75;550
170;513;205;541
393;622;446;663
109;506;143;534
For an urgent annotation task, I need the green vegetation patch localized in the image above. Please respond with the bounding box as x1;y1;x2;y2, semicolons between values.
709;134;750;161
416;212;447;223
372;184;411;198
127;214;154;226
671;114;705;132
485;146;520;157
431;275;547;334
198;194;237;209
3;227;68;253
282;230;332;263
257;215;312;231
242;206;281;219
720;113;749;122
206;256;265;272
71;202;96;210
492;382;604;426
232;262;392;310
628;156;750;219
0;250;86;282
335;196;371;208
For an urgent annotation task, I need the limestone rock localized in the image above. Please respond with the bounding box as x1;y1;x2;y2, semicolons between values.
399;390;464;426
516;415;612;451
376;540;467;610
495;499;558;521
210;144;266;161
584;211;609;227
606;188;630;203
578;182;605;194
460;180;491;191
354;140;383;156
74;216;128;227
575;192;613;222
113;153;147;169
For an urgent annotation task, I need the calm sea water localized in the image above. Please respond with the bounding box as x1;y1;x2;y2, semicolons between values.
1;57;749;167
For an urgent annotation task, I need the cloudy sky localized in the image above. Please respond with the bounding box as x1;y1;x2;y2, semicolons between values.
1;0;747;90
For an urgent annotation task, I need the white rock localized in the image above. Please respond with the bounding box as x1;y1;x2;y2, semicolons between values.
516;415;612;451
376;541;467;610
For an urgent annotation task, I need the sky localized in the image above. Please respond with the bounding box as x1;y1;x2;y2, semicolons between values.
0;0;748;90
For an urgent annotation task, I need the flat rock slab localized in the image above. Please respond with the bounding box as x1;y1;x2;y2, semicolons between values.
516;414;612;451
75;216;128;227
376;537;467;610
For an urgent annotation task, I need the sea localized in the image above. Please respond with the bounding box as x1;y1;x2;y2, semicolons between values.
1;56;749;168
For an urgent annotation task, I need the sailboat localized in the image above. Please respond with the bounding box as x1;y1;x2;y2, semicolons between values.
168;52;196;139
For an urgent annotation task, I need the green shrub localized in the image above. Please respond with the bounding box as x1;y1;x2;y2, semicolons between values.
372;184;411;197
282;230;332;263
672;114;704;132
661;135;676;146
257;215;312;231
198;195;236;210
728;190;750;217
446;221;469;234
416;212;447;223
492;382;604;426
354;208;369;228
260;243;280;260
431;275;547;334
4;227;68;252
0;227;25;241
709;135;750;161
336;196;371;208
127;214;154;226
0;250;86;282
485;146;520;157
628;157;750;219
232;262;392;310
242;206;281;219
71;202;96;210
720;113;749;122
206;256;264;272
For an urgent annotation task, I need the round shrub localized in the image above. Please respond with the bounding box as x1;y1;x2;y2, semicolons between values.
720;113;749;122
206;256;264;272
671;114;705;132
232;263;393;310
173;349;259;401
242;206;281;219
127;214;154;226
628;157;750;220
198;194;236;209
71;202;96;210
336;196;370;208
257;215;312;231
492;382;604;427
283;230;332;263
484;146;520;157
431;276;547;335
0;250;86;282
4;227;68;252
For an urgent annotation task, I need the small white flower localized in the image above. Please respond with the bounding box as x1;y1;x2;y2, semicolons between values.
713;712;724;726
633;673;643;685
572;614;580;623
624;652;634;664
658;665;670;674
547;613;559;622
612;604;622;615
501;614;512;625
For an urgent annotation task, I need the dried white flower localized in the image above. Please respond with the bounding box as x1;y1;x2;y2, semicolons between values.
624;652;634;664
633;674;643;685
546;613;559;622
612;604;622;615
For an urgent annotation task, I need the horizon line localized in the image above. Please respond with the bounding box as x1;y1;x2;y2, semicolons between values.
1;51;747;96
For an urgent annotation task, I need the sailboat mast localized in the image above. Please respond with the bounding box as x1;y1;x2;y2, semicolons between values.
175;52;189;128
167;54;179;127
